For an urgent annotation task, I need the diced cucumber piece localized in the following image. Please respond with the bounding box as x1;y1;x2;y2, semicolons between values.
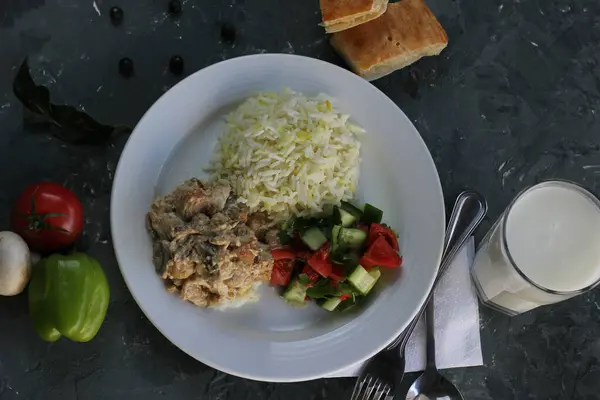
362;203;383;224
283;279;308;305
321;297;343;311
337;299;358;312
334;206;358;227
338;227;367;249
340;201;363;218
348;265;380;295
369;268;381;282
301;227;328;251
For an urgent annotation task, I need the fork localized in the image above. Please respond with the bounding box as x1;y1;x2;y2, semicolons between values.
349;190;488;400
352;374;393;400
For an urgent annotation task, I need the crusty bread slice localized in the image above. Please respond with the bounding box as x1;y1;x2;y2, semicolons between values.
320;0;388;33
330;0;448;81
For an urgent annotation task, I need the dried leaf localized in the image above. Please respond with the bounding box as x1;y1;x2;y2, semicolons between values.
12;58;131;145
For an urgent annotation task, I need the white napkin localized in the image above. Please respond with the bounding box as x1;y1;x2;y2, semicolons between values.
328;237;483;377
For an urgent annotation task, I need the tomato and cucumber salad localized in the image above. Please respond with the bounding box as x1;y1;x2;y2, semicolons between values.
270;201;402;312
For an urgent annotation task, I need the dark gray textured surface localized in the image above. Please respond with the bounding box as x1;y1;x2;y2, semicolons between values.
2;0;600;399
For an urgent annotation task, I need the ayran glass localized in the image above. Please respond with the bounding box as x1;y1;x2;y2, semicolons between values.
470;180;600;316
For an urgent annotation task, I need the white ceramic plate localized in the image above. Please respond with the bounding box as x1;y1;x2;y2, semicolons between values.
111;54;445;382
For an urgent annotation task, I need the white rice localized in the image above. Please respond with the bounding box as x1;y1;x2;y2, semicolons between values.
209;88;364;217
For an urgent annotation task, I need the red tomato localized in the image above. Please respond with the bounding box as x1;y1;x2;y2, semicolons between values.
360;256;378;269
301;265;321;284
329;264;346;281
11;182;84;253
296;250;313;261
271;248;296;260
270;259;295;286
368;223;399;252
308;242;332;278
340;293;352;301
360;236;402;269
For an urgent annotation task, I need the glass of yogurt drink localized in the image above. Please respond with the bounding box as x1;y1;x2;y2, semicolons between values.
471;180;600;315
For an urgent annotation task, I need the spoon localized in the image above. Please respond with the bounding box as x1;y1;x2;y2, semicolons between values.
405;300;464;400
350;191;487;399
404;191;486;399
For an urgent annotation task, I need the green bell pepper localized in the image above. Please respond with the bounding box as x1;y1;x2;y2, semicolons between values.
28;253;110;342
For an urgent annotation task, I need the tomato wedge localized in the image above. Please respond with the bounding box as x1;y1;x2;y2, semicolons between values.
329;264;346;281
270;259;295;286
271;248;296;260
301;265;321;284
367;223;399;252
360;236;402;269
296;250;313;261
307;242;332;278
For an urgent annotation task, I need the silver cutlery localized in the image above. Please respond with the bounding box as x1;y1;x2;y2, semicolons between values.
405;300;464;399
350;190;487;400
353;374;393;400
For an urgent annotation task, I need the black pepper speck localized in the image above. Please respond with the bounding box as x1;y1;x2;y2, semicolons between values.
220;22;236;45
118;57;134;78
168;0;182;15
109;6;124;25
169;55;184;76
